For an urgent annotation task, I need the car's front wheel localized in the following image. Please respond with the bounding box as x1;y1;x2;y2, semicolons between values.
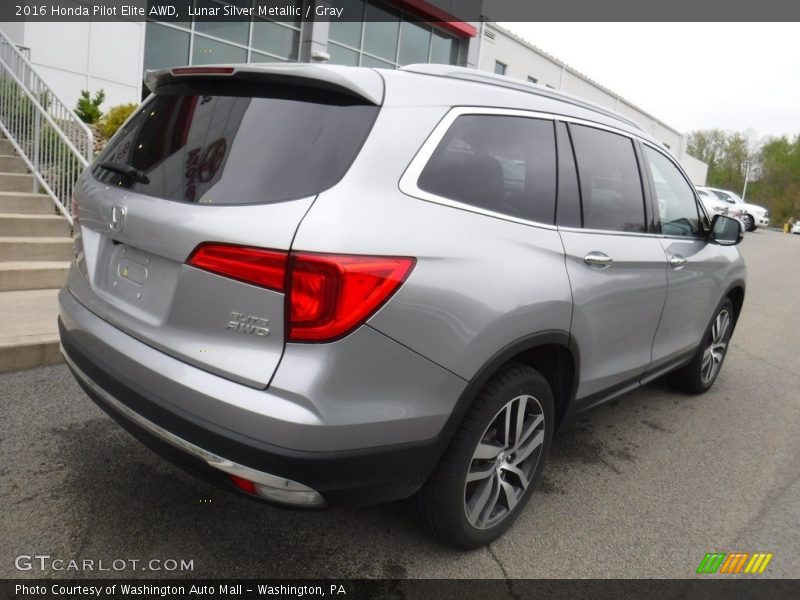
413;364;554;548
743;214;755;231
669;299;734;394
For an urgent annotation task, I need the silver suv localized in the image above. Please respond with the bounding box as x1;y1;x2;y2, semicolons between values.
59;63;746;548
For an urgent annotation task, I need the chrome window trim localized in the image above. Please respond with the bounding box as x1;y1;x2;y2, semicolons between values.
399;106;703;239
557;114;641;140
557;225;662;240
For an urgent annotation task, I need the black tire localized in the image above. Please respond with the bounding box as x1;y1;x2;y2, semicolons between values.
413;364;554;549
669;299;734;394
744;214;755;232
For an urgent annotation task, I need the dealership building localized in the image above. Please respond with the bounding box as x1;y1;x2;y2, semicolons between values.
0;2;706;182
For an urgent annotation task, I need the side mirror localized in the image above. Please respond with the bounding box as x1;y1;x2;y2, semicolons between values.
710;214;743;246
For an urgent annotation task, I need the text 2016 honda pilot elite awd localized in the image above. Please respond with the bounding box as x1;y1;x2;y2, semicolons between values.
59;63;746;548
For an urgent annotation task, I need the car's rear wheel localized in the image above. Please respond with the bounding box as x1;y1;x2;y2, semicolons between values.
413;364;553;548
669;299;734;394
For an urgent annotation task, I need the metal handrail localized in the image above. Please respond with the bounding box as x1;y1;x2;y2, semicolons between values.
0;26;93;223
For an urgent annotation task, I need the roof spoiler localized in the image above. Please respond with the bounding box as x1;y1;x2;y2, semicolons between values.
144;63;384;105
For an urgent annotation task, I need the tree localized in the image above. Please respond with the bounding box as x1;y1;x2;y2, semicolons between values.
749;135;800;222
688;128;800;223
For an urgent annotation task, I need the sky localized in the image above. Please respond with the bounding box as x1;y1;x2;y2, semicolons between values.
499;23;800;139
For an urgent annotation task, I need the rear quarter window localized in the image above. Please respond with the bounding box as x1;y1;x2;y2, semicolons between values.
92;82;379;205
417;114;557;224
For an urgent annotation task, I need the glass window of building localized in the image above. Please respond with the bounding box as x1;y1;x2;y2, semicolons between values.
327;0;462;68
143;1;304;74
144;0;462;75
144;22;190;71
494;61;507;75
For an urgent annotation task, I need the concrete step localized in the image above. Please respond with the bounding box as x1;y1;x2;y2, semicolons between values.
0;288;61;373
0;191;55;214
0;155;28;173
0;237;73;261
0;261;70;291
0;139;16;155
0;172;35;193
0;213;71;236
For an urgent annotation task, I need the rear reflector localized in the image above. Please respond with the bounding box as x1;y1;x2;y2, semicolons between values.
228;474;257;494
186;244;415;342
227;473;324;505
171;67;235;76
187;243;287;292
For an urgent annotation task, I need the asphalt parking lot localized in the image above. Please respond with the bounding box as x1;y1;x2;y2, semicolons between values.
1;230;799;579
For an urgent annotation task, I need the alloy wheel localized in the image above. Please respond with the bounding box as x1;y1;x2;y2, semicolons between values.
464;394;545;529
701;309;730;384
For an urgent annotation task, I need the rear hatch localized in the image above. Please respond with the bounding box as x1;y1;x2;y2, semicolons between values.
69;65;382;388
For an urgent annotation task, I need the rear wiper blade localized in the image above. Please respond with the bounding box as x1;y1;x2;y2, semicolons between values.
98;161;150;184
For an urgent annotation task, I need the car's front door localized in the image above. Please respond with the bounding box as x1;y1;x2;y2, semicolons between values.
641;144;723;374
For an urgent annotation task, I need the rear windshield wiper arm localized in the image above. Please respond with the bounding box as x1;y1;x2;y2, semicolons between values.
98;161;150;184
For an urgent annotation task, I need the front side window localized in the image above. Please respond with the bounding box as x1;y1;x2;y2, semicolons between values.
418;115;556;224
569;124;646;233
712;189;737;204
644;147;702;237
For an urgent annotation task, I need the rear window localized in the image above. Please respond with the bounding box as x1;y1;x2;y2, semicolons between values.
92;81;379;205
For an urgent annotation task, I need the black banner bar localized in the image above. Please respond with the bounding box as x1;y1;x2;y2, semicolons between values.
2;579;800;600
2;0;800;23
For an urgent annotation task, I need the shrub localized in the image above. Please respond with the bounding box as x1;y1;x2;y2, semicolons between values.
75;89;105;124
98;103;137;139
0;79;37;122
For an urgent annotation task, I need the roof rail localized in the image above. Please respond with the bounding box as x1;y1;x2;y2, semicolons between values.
400;64;644;132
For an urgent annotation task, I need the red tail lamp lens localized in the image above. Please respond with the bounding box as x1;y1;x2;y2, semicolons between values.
187;243;287;292
185;244;415;342
288;253;415;342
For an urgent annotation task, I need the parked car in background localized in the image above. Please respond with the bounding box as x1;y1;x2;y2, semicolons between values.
791;220;800;235
700;186;769;232
58;63;747;549
696;187;746;230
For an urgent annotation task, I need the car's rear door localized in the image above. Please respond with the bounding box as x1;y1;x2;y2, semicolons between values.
556;121;668;403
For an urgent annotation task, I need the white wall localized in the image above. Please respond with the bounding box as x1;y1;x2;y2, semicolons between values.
680;154;709;186
0;21;145;109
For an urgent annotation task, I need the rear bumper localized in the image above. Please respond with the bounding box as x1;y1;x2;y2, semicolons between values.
58;287;465;506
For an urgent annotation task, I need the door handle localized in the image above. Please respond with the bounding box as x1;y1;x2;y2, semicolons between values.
669;255;687;268
584;251;613;269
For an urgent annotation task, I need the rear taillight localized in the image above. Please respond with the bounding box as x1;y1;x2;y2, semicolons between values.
187;243;287;292
288;253;415;342
186;244;415;343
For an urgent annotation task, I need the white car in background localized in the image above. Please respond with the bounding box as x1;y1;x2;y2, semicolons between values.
791;220;800;235
696;187;746;228
699;186;769;232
